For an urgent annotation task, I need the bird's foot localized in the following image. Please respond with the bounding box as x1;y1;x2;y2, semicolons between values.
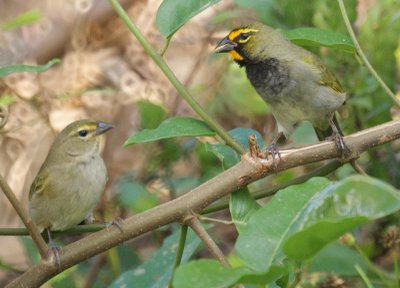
105;219;124;232
328;131;349;160
45;228;61;268
45;243;61;268
266;142;281;168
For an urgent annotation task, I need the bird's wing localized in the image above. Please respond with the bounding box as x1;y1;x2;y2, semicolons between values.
301;55;344;93
29;168;50;200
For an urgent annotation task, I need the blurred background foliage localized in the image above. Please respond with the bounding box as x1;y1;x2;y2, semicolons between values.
0;0;399;287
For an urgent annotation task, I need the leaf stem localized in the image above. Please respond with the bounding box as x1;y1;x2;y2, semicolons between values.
355;264;373;288
337;0;400;107
169;225;188;287
108;0;244;154
354;243;395;283
159;35;172;56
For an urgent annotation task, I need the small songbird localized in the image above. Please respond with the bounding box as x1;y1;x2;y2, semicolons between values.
215;22;348;157
29;119;113;249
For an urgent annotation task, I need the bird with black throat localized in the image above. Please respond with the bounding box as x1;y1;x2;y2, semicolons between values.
215;22;363;172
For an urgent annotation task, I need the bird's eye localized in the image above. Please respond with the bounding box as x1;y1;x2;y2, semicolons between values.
78;130;88;137
238;33;251;42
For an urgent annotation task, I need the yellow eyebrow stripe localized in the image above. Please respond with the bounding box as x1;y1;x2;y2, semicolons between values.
228;28;259;41
67;124;97;137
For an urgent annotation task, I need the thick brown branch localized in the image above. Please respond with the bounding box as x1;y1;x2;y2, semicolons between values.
7;120;400;288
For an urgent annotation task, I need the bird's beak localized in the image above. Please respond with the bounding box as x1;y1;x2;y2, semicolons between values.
215;36;237;53
95;121;114;135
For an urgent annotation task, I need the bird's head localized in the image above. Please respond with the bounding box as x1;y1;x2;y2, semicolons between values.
215;22;277;66
51;119;113;158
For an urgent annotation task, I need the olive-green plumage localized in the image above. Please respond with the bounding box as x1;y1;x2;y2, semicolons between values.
29;119;113;232
216;22;346;141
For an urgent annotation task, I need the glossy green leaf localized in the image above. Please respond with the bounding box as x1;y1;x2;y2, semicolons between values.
124;117;215;146
236;176;400;272
156;0;220;38
0;59;60;77
282;27;355;52
173;259;285;288
110;228;201;288
235;177;332;272
137;101;167;129
2;10;42;30
230;188;260;233
310;242;368;276
283;175;400;260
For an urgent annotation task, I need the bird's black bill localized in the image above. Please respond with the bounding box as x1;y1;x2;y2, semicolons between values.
95;121;114;135
215;36;236;53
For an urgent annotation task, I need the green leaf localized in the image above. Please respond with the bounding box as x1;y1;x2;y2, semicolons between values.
282;27;355;52
309;242;368;276
124;117;215;146
137;101;167;129
156;0;220;38
230;188;260;233
117;178;158;213
173;259;285;288
110;228;201;288
0;59;60;77
235;177;332;272
283;175;400;260
229;128;265;150
205;143;240;169
283;217;367;260
236;176;400;273
2;10;42;30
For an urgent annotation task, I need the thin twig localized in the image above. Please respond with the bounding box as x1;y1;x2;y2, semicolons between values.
108;0;244;154
169;225;188;287
186;216;229;267
0;224;108;236
173;225;188;270
337;0;400;107
83;254;106;288
0;174;48;258
8;120;400;287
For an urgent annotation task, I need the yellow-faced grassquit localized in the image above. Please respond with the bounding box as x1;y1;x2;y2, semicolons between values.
216;22;348;157
29;119;113;250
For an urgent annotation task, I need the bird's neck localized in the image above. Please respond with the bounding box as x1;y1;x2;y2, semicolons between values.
243;57;290;97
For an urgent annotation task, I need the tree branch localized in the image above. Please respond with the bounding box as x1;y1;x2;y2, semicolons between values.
0;174;48;258
186;216;229;267
7;120;400;287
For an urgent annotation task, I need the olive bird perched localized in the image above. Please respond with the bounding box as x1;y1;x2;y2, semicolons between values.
216;22;355;162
